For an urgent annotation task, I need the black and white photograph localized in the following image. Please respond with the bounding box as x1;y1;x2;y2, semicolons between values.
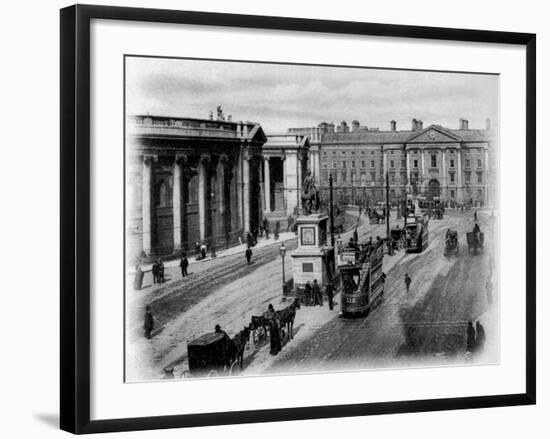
125;56;499;382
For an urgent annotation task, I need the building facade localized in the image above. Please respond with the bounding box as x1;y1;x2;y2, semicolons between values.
291;118;496;207
126;115;267;260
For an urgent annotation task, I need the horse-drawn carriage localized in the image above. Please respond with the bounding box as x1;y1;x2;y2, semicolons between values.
185;326;250;377
466;229;484;254
369;209;385;225
444;229;459;256
432;204;444;220
249;299;301;347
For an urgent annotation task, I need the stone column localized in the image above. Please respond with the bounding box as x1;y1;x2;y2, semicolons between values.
441;149;447;201
314;148;321;185
297;152;302;210
172;155;183;250
237;151;243;231
198;154;210;241
457;148;463;202
142;155;156;255
243;152;250;233
264;157;271;213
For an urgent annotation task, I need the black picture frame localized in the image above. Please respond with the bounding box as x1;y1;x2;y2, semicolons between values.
60;4;536;434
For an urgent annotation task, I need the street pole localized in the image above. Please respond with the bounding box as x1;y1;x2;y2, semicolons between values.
329;173;335;247
351;172;355;206
282;254;285;292
386;170;390;240
280;243;286;296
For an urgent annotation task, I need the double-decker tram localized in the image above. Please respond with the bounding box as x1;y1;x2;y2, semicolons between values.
340;241;385;317
404;213;429;253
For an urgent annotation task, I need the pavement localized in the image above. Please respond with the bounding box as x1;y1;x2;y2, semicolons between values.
125;208;497;381
129;231;297;275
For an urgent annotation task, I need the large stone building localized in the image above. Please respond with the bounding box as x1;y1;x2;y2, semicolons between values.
126;115;267;260
290;118;496;207
126;115;311;260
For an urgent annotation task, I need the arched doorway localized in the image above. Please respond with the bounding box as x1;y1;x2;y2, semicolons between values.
427;179;440;200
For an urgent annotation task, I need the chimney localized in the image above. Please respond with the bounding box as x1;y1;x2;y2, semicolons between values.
338;120;349;133
417;120;423;130
352;120;360;133
412;118;418;131
485;118;491;130
460;118;469;130
390;120;396;132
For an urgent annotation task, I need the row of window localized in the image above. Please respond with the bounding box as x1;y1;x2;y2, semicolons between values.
322;157;483;170
320;170;483;184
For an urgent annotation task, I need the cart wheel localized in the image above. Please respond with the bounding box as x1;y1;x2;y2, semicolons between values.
207;370;218;377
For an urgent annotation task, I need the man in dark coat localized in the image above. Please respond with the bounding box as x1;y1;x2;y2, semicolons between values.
304;281;312;306
325;280;335;310
245;245;252;265
152;261;158;284
405;273;411;293
263;216;270;240
274;221;280;241
157;259;165;283
353;227;358;246
466;321;476;352
312;279;322;306
475;321;486;352
180;253;189;277
264;304;281;355
143;305;154;339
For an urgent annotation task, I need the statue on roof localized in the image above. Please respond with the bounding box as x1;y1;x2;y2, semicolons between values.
216;106;225;121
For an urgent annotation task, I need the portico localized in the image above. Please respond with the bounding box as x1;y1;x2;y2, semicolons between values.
127;115;266;261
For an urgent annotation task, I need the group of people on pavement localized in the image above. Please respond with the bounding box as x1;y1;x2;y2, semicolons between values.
302;279;335;310
152;259;165;284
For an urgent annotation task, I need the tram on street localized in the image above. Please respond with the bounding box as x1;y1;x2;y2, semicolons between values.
404;213;429;253
340;240;385;317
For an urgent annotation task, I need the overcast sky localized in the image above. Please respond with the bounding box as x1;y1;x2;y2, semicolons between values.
126;57;499;134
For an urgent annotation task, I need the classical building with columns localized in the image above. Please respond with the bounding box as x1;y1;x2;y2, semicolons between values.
261;134;310;223
289;118;496;207
126;115;267;260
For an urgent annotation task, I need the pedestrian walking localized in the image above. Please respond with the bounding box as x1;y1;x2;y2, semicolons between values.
245;245;252;265
312;279;323;306
466;321;476;352
304;281;312;306
143;305;154;339
152;260;159;284
475;321;486;352
326;279;334;310
353;227;358;246
180;253;189;277
474;210;478;221
264;304;281;355
157;259;165;283
274;221;280;241
263;216;270;240
200;242;207;259
405;273;411;293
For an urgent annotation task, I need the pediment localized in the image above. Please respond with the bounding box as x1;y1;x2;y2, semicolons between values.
407;125;461;143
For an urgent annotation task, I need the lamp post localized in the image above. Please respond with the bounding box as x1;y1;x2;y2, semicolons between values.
280;243;286;295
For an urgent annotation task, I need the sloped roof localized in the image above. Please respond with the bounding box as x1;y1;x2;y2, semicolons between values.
321;124;492;145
